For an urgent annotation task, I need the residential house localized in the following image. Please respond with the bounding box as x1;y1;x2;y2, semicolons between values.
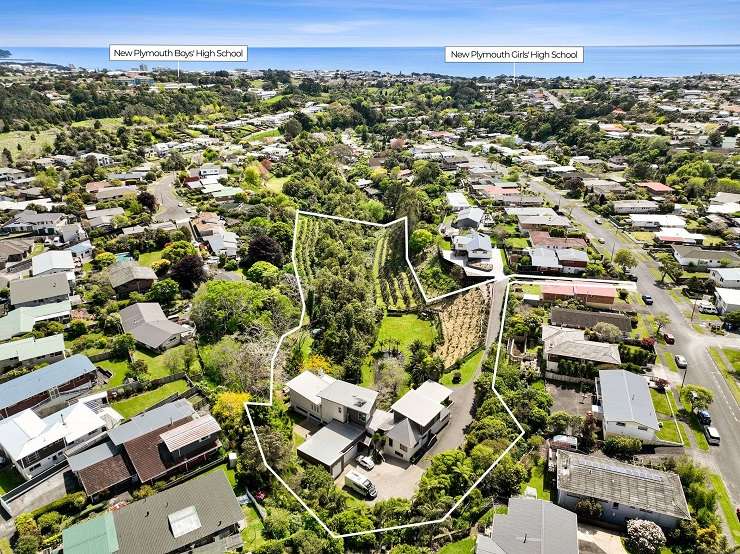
518;214;571;232
672;245;740;268
541;282;617;304
67;400;222;500
613;200;659;214
0;238;34;269
0;402;109;480
715;287;740;314
85;152;113;167
629;214;685;229
446;192;470;211
595;370;659;443
528;247;589;274
1;210;67;236
475;497;578;554
453;232;493;261
0;300;72;341
59;222;88;245
95;186;138;201
555;450;690;529
10;273;71;308
0;354;97;418
108;261;157;297
85;207;125;230
0;333;65;370
119;303;186;352
636;181;673;196
62;470;244;554
31;250;76;281
69;240;94;261
550;308;632;336
528;231;587;251
709;267;740;289
454;207;484;229
542;325;621;372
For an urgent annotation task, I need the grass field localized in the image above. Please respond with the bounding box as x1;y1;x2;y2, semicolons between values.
138;249;163;266
708;347;740;405
440;348;484;387
650;388;674;416
438;537;476;554
523;460;551;501
71;117;124;131
661;351;680;373
0;128;57;160
656;420;682;443
112;379;189;418
709;473;740;545
678;395;710;451
504;237;529;249
702;235;726;246
724;348;740;373
265;175;289;193
361;314;436;387
98;358;129;388
241;505;267;551
135;345;201;379
246;129;280;141
0;466;24;495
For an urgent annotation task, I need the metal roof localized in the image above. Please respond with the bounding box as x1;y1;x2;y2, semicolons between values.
0;354;95;411
107;399;194;445
479;497;578;554
161;415;221;453
0;333;64;363
62;511;119;554
556;450;690;520
297;420;364;467
317;379;377;415
598;370;659;430
67;440;119;472
10;272;70;305
108;261;157;289
0;300;72;340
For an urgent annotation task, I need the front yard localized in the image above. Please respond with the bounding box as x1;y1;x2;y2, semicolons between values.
111;379;189;418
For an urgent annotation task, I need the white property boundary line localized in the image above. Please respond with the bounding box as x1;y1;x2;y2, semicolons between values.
243;209;634;538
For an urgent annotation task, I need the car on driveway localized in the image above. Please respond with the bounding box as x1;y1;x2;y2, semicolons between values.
662;331;675;344
697;301;718;314
694;408;711;425
674;354;687;369
642;294;654;305
356;455;375;471
625;272;638;282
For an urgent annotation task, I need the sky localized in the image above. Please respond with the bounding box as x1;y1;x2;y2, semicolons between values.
4;0;740;48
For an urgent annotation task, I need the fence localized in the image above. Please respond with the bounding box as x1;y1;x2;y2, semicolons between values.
544;371;593;386
105;371;191;402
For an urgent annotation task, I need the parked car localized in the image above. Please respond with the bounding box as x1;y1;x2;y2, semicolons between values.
625;272;638;282
356;455;375;471
674;354;688;369
345;470;377;499
662;331;675;344
642;294;654;305
703;425;721;446
598;237;606;244
697;302;718;314
595;218;602;224
178;202;184;207
694;408;712;425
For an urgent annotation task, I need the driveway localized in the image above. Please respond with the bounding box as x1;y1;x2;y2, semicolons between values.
149;172;192;223
336;458;424;502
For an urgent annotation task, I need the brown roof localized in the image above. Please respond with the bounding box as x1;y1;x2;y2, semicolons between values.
529;231;587;250
550;308;632;334
77;454;134;496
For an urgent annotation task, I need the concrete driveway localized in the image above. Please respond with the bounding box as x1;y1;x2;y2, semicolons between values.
336;458;424;502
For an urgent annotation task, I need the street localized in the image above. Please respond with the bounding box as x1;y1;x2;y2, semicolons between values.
148;172;192;223
529;178;740;504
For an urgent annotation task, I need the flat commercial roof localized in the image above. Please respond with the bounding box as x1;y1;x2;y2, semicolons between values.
297;420;364;467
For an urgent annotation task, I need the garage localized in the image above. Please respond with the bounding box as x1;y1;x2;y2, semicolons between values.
297;420;364;477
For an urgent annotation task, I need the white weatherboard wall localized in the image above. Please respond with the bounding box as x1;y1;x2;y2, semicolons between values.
288;390;321;421
320;399;347;424
603;420;657;443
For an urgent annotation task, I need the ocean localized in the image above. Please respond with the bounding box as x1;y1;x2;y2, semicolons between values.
2;46;739;78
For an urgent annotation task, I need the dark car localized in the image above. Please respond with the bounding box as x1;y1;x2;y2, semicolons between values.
642;294;654;305
662;331;675;344
695;409;711;425
626;272;638;282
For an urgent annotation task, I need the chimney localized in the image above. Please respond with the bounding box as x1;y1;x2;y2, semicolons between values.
523;532;528;543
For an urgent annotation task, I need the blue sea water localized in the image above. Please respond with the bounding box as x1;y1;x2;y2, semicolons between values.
2;46;739;77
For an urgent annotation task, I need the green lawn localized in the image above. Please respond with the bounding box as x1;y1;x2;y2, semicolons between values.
650;388;674;417
0;466;24;495
441;348;484;387
0;128;57;159
504;237;529;249
709;473;740;545
708;347;740;405
678;396;710;451
241;505;267;551
246;128;280;141
361;314;436;386
702;235;726;246
438;537;476;554
265;175;289;193
656;420;682;443
71;117;124;131
138;249;163;267
631;231;655;242
523;460;551;501
661;351;680;373
98;358;129;388
724;348;740;373
133;345;201;380
112;380;189;418
518;283;541;295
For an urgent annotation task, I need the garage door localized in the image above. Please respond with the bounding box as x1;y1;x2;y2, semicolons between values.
342;444;358;465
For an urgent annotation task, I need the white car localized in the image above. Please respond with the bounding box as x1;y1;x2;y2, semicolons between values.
356;455;375;471
697;302;718;314
674;354;688;369
178;202;184;207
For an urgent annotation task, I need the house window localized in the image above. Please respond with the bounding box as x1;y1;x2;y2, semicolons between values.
637;426;648;431
612;502;619;509
387;439;393;447
337;407;342;413
400;444;407;452
616;422;626;427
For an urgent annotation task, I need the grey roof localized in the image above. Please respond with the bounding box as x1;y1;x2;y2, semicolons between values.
598;369;659;430
317;380;377;415
386;417;421;446
550;308;632;334
10;272;70;305
556;450;690;520
390;386;447;427
529;248;560;268
555;248;589;263
67;440;119;472
0;354;95;411
477;497;578;554
455;232;493;253
119;302;186;349
298;420;364;466
107;399;194;445
108;261;157;289
112;470;243;554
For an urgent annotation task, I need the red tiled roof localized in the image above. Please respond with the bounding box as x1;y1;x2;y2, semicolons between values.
638;181;672;192
541;282;617;298
77;454;134;496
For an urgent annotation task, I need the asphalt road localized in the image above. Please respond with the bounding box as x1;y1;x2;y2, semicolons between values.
149;172;192;223
529;179;740;503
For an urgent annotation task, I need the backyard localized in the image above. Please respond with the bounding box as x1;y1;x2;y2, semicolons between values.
138;249;163;267
111;379;189;418
440;348;484;387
